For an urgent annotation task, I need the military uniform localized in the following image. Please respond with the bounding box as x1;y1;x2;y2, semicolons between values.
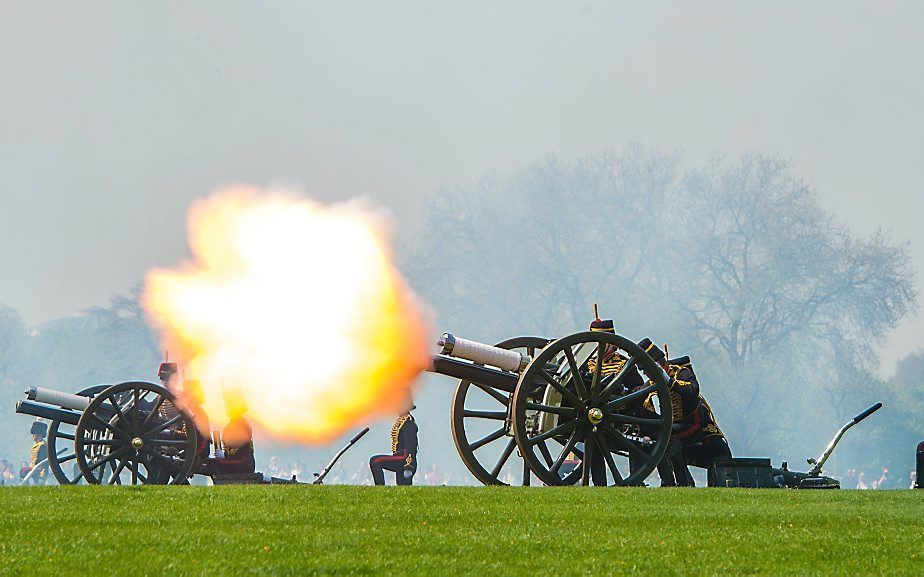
663;356;731;486
26;421;48;484
370;412;418;485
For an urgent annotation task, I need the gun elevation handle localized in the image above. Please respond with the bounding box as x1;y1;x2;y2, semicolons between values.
349;427;370;444
853;402;882;424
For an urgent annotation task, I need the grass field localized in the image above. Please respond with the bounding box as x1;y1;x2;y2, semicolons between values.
1;486;922;576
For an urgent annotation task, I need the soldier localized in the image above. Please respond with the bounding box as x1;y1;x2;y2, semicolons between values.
369;393;418;486
23;421;49;484
633;339;701;486
662;354;731;486
585;314;642;486
206;389;256;475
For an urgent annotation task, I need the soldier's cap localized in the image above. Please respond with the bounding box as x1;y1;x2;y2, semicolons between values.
668;355;692;368
637;338;666;363
30;421;47;436
157;362;178;380
589;318;615;333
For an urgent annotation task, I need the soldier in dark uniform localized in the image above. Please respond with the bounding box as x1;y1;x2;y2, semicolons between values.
646;348;731;486
23;421;49;484
585;316;643;486
206;388;256;475
633;339;701;486
370;395;418;486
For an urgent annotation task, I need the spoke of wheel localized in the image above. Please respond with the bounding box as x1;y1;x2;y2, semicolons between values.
537;441;555;468
581;435;593;486
58;453;76;463
463;409;506;420
598;356;636;400
606;413;664;427
524;402;575;418
141;395;166;431
601;423;648;460
140;452;155;479
58;432;75;441
132;388;140;433
87;448;130;473
106;399;131;434
590;341;604;398
551;430;579;475
537;369;582;407
469;429;506;451
563;346;588;399
131;457;138;484
491;437;517;478
135;460;148;484
593;431;624;484
527;418;578;445
89;414;124;437
472;382;509;406
145;413;184;435
605;384;657;412
108;459;128;485
109;460;122;485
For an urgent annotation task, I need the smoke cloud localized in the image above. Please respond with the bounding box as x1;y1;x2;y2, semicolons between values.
143;185;433;444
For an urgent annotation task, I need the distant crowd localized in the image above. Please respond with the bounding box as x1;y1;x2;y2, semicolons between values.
1;458;33;485
841;468;917;490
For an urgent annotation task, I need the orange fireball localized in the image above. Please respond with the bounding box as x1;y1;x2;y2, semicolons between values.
143;185;432;444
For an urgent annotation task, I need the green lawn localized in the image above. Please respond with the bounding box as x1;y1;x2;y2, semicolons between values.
1;486;922;576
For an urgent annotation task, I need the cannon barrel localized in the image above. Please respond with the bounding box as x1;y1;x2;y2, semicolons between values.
428;354;519;393
25;386;91;411
16;400;82;426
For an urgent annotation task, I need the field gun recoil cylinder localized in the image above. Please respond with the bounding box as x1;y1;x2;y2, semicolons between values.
25;386;92;411
438;333;529;372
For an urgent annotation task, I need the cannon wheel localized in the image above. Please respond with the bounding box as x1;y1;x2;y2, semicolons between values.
450;336;580;486
511;331;672;486
75;381;198;485
46;384;111;484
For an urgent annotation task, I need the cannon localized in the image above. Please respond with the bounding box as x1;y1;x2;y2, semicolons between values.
18;381;200;485
429;329;673;486
18;381;374;486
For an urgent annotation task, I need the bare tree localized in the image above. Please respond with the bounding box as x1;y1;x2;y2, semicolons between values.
669;153;916;450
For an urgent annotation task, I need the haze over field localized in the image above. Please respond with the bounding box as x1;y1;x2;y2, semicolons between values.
1;2;921;483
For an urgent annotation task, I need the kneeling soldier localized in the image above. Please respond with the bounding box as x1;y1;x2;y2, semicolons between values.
370;399;418;486
23;421;49;484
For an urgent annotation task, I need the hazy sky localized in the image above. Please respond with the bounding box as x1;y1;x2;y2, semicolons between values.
1;1;922;372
